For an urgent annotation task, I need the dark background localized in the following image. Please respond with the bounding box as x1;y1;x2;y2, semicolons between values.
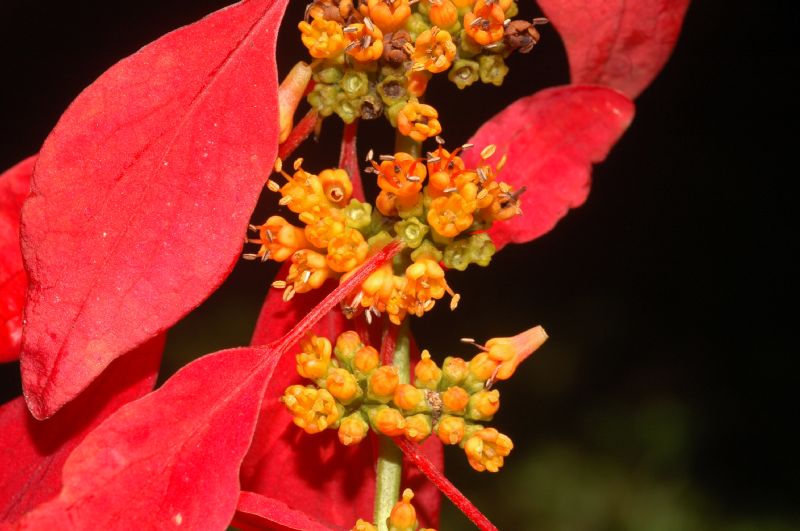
1;1;796;529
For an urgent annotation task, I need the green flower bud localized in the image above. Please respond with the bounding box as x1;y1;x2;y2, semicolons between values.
334;95;362;124
442;238;472;271
448;59;480;90
479;54;509;86
377;75;409;106
466;389;501;421
467;233;495;267
430;228;453;246
417;0;430;15
410;239;443;263
405;13;430;40
394;217;429;248
307;83;340;117
340;71;369;98
344;199;373;232
315;66;343;84
458;30;482;57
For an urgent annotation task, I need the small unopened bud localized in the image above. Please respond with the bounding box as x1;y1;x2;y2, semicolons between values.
441;356;469;387
393;383;425;411
435;415;466;445
394;217;429;248
370;405;406;436
368;365;400;402
326;368;362;404
388;489;418;531
414;350;442;390
464;427;513;472
478;54;509;87
353;518;377;531
403;414;432;442
296;333;333;380
467;389;500;420
441;385;470;415
339;412;370;446
354;345;380;378
334;330;363;367
448;58;480;89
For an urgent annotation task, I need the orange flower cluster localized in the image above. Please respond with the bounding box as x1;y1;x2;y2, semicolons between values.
280;327;547;472
299;0;546;131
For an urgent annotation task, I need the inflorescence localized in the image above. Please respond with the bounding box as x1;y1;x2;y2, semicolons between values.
299;0;547;129
281;326;547;472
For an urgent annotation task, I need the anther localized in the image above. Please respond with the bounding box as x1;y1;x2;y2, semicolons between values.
242;253;258;260
272;280;287;289
480;144;497;159
435;135;445;145
532;17;549;25
406;175;421;182
274;158;283;172
470;16;485;27
248;224;258;232
364;17;375;32
293;158;304;170
344;41;359;52
343;25;360;33
366;149;374;162
266;180;280;192
279;196;293;206
443;186;457;193
461;143;474;150
379;154;395;161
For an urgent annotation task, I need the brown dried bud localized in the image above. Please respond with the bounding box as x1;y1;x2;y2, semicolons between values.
504;20;542;54
383;30;412;65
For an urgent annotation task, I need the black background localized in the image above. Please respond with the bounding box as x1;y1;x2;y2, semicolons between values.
1;1;796;529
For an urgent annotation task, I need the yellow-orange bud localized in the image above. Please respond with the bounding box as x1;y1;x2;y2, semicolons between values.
371;405;406;436
368;365;400;401
343;21;384;62
467;389;500;420
414;350;442;390
464;0;505;46
339;413;371;446
411;28;457;74
335;330;363;365
367;0;411;32
403;414;432;442
388;488;418;530
427;193;475;237
428;0;459;28
393;383;425;411
435;415;466;445
354;345;380;377
319;168;353;207
327;228;369;273
353;519;377;531
282;386;341;435
326;367;362;404
468;351;499;382
397;101;442;142
441;356;469;386
486;325;548;380
441;385;469;414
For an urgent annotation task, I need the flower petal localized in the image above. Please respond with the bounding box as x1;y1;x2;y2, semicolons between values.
0;335;163;523
20;0;290;419
465;85;634;250
0;156;34;363
12;242;402;529
538;0;690;98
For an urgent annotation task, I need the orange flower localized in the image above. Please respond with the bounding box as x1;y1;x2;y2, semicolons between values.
343;19;384;62
397;101;442;141
411;28;457;74
463;0;505;46
366;0;411;32
298;17;345;58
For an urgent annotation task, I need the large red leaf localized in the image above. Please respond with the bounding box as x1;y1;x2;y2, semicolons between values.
465;85;634;250
12;242;402;530
538;0;690;98
0;335;163;523
0;156;34;363
20;0;290;419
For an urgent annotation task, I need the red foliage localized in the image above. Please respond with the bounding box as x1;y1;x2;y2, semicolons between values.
464;85;635;250
0;156;34;362
538;0;690;98
19;0;290;419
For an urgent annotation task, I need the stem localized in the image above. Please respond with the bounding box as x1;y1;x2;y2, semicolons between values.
394;130;422;159
373;319;411;529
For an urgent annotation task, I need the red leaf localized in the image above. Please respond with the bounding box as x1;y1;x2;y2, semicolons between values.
465;85;634;250
538;0;690;98
14;346;275;531
13;242;402;529
0;335;163;523
0;156;34;363
20;0;290;419
233;492;333;531
242;272;375;529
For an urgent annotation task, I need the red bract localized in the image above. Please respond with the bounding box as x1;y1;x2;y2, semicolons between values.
0;156;34;363
0;336;163;524
20;0;290;420
11;243;402;530
464;85;635;250
538;0;691;98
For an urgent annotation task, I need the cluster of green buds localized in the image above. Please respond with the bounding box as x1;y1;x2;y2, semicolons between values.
280;326;548;472
298;0;547;130
244;138;522;324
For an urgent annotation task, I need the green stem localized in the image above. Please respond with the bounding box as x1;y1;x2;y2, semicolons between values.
395;130;422;159
373;319;411;530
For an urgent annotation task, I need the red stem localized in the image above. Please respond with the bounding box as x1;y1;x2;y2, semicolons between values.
278;109;318;161
354;314;371;347
393;437;499;531
339;121;365;201
380;320;399;366
273;240;403;356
